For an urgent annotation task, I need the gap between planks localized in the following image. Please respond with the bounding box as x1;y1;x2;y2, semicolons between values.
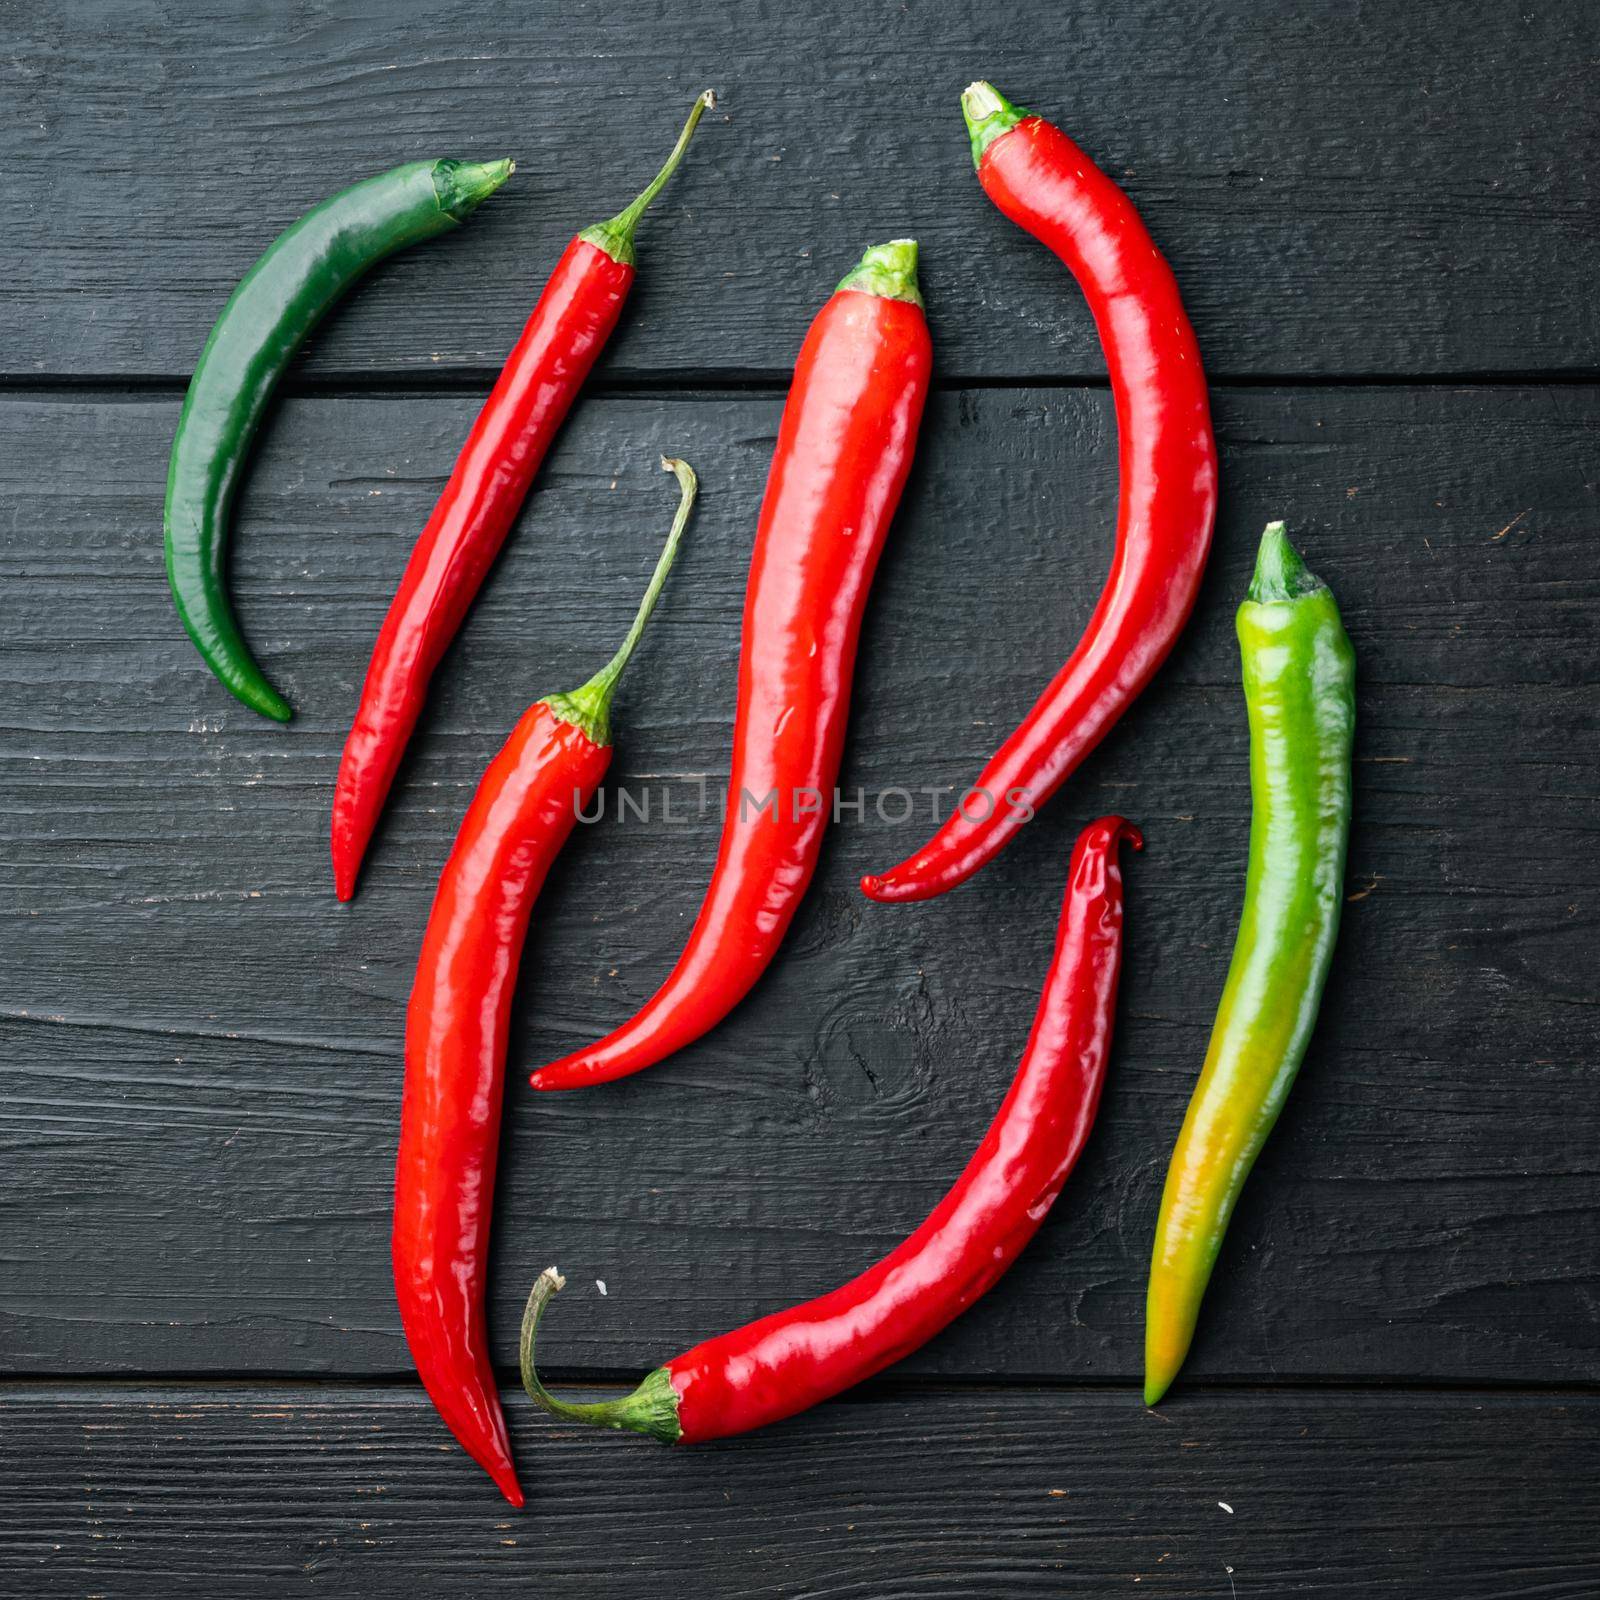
2;369;1600;402
4;1373;1597;1398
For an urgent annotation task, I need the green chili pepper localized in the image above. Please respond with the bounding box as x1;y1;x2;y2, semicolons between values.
1144;522;1355;1405
164;157;512;721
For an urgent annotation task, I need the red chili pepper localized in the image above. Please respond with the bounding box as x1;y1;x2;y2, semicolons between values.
331;93;714;901
862;82;1216;904
519;815;1140;1442
529;239;932;1093
392;461;696;1505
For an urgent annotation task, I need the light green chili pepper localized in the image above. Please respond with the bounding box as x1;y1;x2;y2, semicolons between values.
1145;522;1355;1405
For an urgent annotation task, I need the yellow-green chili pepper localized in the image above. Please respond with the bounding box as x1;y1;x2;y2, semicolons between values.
1145;521;1355;1405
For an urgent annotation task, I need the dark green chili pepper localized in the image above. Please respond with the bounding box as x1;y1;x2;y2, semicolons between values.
164;157;512;721
1145;522;1355;1405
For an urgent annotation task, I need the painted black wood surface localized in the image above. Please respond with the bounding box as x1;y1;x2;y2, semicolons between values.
3;384;1596;1386
4;1387;1597;1598
4;1;1597;382
1;1;1596;1595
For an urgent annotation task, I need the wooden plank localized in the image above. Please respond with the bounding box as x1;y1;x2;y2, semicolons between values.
0;1384;1595;1597
0;385;1595;1382
5;1;1596;381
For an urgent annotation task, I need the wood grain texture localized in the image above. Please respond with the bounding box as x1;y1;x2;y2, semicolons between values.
4;0;1596;382
1;1384;1595;1598
1;385;1594;1382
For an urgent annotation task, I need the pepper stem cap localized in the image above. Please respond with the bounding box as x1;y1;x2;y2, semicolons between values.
837;238;923;307
961;80;1031;168
433;157;514;220
541;457;697;747
580;91;716;266
1247;520;1326;604
519;1268;682;1443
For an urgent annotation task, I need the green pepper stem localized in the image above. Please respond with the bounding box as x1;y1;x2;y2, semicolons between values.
541;457;697;747
1247;520;1326;604
519;1268;682;1443
836;238;924;307
580;91;716;266
960;79;1031;168
433;157;514;220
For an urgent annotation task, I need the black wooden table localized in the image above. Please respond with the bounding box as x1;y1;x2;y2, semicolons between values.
3;3;1596;1594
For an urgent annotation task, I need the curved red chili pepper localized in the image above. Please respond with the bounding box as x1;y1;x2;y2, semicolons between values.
529;240;932;1093
332;93;713;901
520;816;1140;1442
393;462;696;1505
862;82;1216;904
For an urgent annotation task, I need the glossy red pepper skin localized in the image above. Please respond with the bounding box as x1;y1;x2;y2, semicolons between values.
862;84;1215;904
521;816;1139;1442
392;458;695;1505
394;701;609;1506
332;240;630;901
530;244;932;1093
331;93;712;901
